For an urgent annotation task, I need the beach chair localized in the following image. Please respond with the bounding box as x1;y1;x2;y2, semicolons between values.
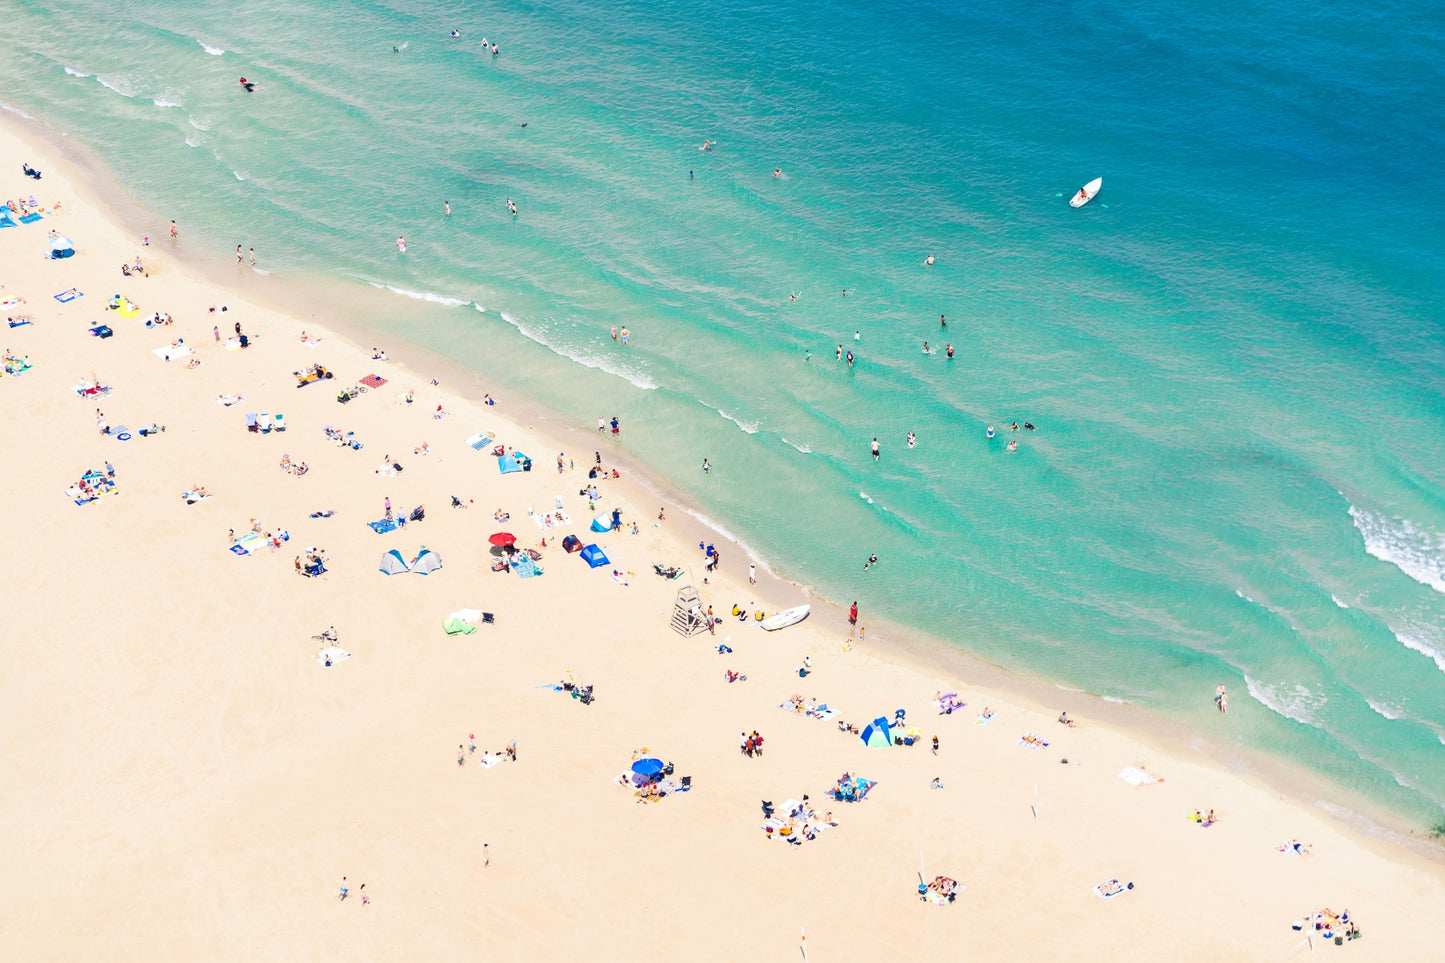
273;414;285;432
680;776;692;790
481;612;495;624
257;413;272;433
245;412;259;433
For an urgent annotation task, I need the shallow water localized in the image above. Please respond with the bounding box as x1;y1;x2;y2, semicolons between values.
3;0;1442;824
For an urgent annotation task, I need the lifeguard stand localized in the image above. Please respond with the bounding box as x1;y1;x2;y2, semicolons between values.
670;585;707;637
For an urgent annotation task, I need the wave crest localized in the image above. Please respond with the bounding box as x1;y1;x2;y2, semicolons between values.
199;41;225;55
63;66;91;78
1392;627;1445;675
1349;504;1445;594
497;312;657;390
1244;675;1326;727
367;281;470;307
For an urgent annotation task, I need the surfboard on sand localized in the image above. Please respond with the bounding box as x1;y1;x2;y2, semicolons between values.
1070;177;1102;208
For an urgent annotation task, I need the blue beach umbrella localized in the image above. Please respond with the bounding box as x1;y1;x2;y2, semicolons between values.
631;757;664;776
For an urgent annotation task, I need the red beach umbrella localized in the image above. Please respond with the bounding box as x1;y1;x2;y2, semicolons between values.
489;532;517;547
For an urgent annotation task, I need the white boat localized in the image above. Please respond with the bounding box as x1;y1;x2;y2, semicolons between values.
1070;177;1102;208
759;604;810;631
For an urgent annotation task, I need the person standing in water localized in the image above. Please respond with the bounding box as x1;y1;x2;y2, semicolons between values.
907;431;916;448
702;458;710;475
445;200;451;216
871;437;880;461
940;314;946;329
236;244;243;264
847;350;854;367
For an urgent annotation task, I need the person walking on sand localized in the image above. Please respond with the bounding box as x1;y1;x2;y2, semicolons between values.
170;219;178;239
932;735;939;756
749;564;756;584
338;877;349;901
359;884;369;906
483;843;490;868
557;452;565;474
1215;684;1228;714
236;244;243;264
849;601;858;625
213;325;220;342
249;247;256;267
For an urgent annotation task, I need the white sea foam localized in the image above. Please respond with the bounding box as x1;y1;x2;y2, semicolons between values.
1365;698;1401;721
1349;504;1445;594
96;76;137;98
233;170;247;181
1244;675;1326;727
698;401;759;434
473;304;487;314
1331;594;1350;609
184;136;202;148
199;41;225;56
497;312;657;390
781;437;812;454
858;491;874;504
153;95;183;109
0;101;35;120
368;281;469;308
682;508;774;577
188;115;210;131
63;66;91;79
1235;589;1255;603
1391;628;1445;674
1102;695;1127;704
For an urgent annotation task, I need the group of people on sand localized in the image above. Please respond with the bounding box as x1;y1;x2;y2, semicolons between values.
739;730;765;757
7;194;43;216
120;255;147;277
279;453;310;476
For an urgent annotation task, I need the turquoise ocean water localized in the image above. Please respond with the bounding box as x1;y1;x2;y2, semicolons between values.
3;0;1442;826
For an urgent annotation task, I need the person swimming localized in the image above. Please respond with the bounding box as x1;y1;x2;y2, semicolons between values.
450;29;460;37
907;431;916;448
925;254;935;265
1024;422;1036;431
986;425;995;438
238;77;255;92
864;553;879;570
1006;439;1017;452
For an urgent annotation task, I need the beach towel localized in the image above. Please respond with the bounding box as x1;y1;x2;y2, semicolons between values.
368;518;399;534
1093;879;1132;899
443;617;477;636
360;374;387;389
1018;732;1049;750
19;212;42;224
5;357;33;375
466;431;495;450
152;343;194;362
9;318;33;328
479;754;504;768
1;297;26;307
610;569;630;586
448;609;484;624
73;381;111;398
114;299;139;318
1116;766;1159;787
297;338;320;348
974;712;994;726
531;509;571;530
53;290;82;302
315;646;351;666
511;554;543;579
228;531;270;556
180;490;212;504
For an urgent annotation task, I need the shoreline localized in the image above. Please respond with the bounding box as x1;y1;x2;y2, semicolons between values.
4;106;1444;959
4;105;1441;856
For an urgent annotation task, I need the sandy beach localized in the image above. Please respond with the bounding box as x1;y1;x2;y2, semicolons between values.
2;115;1443;961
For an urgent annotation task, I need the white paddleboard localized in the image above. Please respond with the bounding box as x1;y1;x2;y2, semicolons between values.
760;604;810;631
1070;177;1102;208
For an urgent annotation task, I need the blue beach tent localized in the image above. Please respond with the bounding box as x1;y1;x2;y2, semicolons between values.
579;544;609;569
498;450;526;474
411;548;443;574
49;236;75;259
379;549;410;575
0;208;16;228
860;717;893;748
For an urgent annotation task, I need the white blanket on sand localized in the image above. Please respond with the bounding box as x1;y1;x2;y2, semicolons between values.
153;343;194;362
315;646;351;666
